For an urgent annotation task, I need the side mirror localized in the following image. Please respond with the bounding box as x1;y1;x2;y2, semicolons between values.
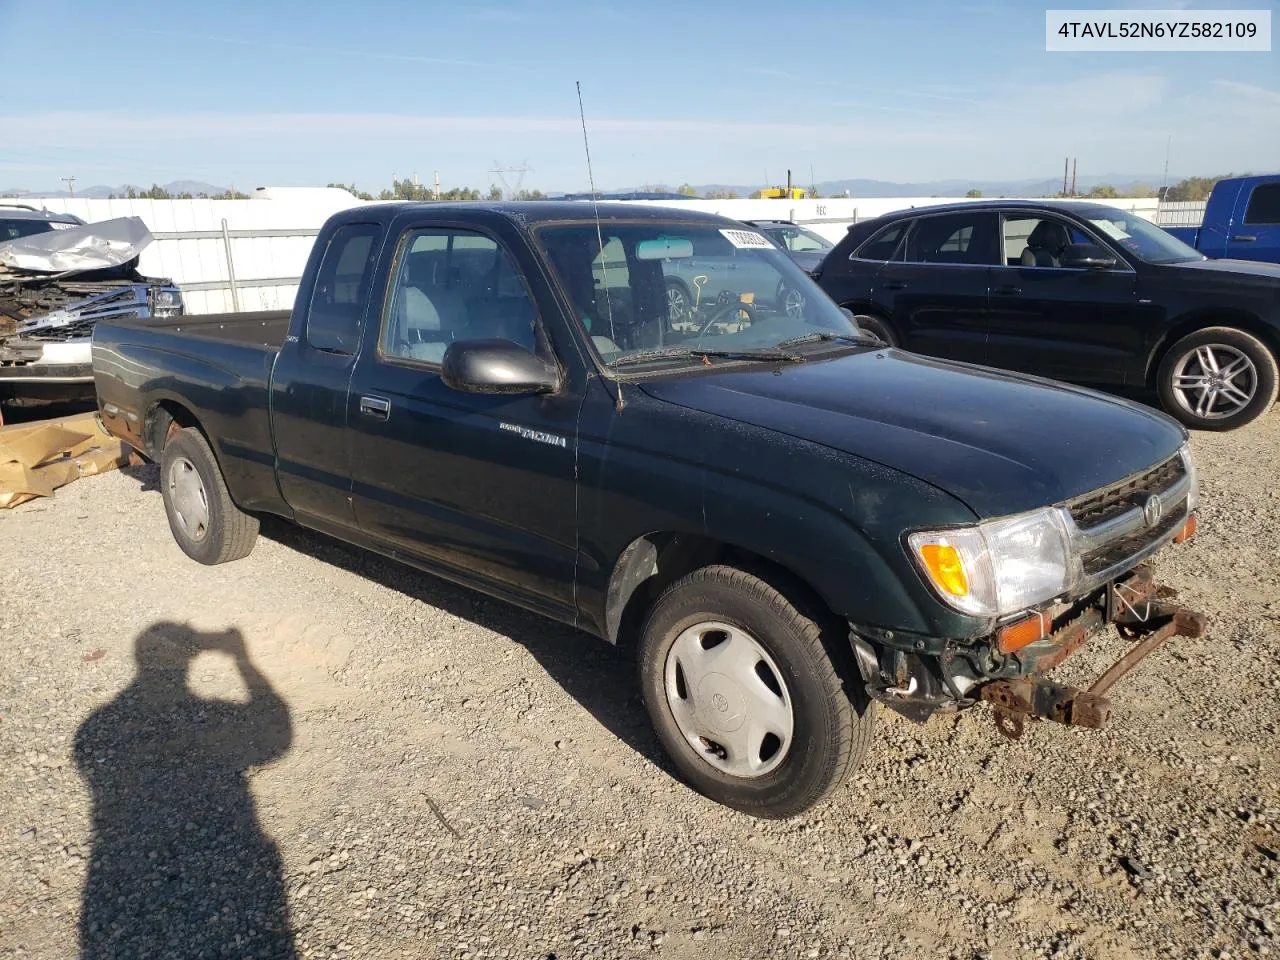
839;306;856;323
1060;242;1118;270
440;339;559;395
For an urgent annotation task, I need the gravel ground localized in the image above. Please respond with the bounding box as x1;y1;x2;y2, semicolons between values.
1;414;1278;960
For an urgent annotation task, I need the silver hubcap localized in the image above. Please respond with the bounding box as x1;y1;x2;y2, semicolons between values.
168;456;209;542
1171;344;1257;420
663;621;794;778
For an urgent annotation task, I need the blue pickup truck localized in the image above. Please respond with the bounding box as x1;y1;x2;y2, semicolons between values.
1163;174;1280;264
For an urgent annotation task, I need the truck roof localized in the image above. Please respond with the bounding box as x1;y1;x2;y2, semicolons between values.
330;199;741;228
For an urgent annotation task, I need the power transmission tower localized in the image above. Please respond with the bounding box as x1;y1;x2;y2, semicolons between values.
489;160;532;199
61;175;77;198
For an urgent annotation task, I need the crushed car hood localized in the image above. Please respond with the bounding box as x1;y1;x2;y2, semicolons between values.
639;348;1187;517
0;217;152;273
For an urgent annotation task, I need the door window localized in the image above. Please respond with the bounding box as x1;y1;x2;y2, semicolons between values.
1243;183;1280;224
1002;216;1091;267
306;223;384;354
380;227;541;366
902;212;998;265
854;222;906;261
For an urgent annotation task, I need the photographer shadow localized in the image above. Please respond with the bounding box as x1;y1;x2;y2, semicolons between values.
74;622;297;959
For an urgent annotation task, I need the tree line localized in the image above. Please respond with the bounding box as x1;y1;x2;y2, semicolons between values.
107;185;251;200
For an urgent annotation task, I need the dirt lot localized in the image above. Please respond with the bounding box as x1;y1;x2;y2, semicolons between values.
2;414;1278;960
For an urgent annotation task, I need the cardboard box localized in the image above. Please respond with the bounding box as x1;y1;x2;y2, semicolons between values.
0;413;133;509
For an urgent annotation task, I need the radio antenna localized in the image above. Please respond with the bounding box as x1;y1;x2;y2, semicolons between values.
576;80;617;352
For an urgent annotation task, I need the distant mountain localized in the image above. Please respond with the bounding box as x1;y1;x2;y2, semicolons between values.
1;180;229;199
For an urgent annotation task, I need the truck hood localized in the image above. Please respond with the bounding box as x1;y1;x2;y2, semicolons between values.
639;348;1187;518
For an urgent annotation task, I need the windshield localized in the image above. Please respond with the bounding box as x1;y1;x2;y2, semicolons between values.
536;222;859;368
763;224;833;253
1084;211;1205;265
0;218;57;243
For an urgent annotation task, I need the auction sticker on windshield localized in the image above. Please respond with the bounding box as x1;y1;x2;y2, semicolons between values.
720;229;774;249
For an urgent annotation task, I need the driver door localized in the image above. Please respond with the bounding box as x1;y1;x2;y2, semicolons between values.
345;221;582;618
983;212;1151;385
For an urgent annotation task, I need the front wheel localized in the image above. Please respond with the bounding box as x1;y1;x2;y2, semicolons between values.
852;312;898;347
638;565;874;819
160;427;259;564
1156;327;1278;431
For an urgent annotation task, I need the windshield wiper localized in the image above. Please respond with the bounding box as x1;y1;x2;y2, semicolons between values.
606;345;802;369
775;331;883;349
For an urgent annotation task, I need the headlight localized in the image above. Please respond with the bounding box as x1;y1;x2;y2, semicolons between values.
1178;442;1198;512
153;290;180;309
907;507;1075;618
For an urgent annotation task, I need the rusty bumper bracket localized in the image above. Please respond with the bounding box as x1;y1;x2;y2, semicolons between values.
980;586;1206;741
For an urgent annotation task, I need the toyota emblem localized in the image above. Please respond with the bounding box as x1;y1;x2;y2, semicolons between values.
1142;493;1163;528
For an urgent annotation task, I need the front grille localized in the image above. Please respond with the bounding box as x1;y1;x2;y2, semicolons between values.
1080;506;1184;577
1069;455;1185;528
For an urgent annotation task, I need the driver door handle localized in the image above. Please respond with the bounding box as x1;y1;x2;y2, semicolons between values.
994;285;1022;295
359;395;391;421
883;279;907;290
1231;235;1256;242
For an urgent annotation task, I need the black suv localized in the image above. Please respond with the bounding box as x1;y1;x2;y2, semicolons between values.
815;200;1280;431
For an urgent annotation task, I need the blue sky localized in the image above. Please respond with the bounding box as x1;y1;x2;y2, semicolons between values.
1;0;1276;193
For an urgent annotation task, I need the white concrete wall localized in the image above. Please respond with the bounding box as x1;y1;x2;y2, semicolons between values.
0;189;363;314
1;189;1164;314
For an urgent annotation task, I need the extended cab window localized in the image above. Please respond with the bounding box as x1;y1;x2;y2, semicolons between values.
903;212;998;265
1244;184;1280;224
854;222;906;261
380;227;540;366
307;223;383;354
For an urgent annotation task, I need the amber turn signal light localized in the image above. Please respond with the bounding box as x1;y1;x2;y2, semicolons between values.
918;544;969;598
1173;512;1198;544
996;610;1051;654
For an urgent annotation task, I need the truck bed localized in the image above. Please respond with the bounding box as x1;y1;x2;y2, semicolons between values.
122;310;291;348
91;310;292;514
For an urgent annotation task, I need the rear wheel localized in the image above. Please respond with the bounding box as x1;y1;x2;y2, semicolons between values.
637;565;874;819
160;427;259;564
852;312;898;347
1156;327;1278;431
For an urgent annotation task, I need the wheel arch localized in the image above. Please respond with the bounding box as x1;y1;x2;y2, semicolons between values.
603;531;841;650
1145;310;1280;387
144;397;207;460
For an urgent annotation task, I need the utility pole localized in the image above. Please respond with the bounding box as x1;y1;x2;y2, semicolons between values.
1070;157;1077;197
489;161;531;199
1160;134;1172;192
1062;158;1069;196
434;170;440;200
61;175;76;198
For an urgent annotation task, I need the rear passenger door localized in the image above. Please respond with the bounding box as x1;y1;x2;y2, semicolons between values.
345;220;582;619
1228;182;1280;263
875;210;997;364
271;221;384;530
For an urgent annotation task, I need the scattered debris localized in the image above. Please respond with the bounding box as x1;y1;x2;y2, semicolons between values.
0;413;132;508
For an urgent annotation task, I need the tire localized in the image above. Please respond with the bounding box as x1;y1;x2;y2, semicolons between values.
665;278;693;324
637;565;874;819
1156;327;1278;432
852;312;898;347
159;427;259;564
775;280;806;318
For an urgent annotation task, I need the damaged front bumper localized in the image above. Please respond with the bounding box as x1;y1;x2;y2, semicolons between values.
851;561;1205;739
